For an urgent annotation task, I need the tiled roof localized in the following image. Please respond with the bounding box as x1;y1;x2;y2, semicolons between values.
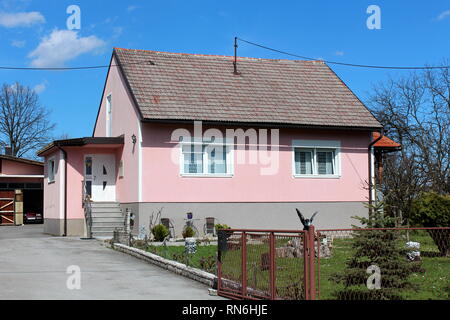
114;48;382;129
373;132;401;149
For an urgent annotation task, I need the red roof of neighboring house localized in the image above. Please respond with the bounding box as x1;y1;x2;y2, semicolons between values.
373;132;401;149
113;48;382;129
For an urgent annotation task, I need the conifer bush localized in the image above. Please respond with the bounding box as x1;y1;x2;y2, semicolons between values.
331;208;422;300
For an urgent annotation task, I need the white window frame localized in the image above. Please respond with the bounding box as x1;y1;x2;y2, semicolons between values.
179;138;234;177
106;93;112;137
292;140;341;178
47;157;56;183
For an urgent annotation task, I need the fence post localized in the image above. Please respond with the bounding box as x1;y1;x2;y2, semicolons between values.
303;231;309;300
241;231;247;298
269;232;276;300
307;225;316;300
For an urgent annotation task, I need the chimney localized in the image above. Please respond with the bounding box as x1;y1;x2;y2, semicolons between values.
4;146;12;156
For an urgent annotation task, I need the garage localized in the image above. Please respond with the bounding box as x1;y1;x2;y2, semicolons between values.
0;190;15;224
0;154;44;226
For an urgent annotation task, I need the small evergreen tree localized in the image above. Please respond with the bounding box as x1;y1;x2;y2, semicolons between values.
331;201;421;300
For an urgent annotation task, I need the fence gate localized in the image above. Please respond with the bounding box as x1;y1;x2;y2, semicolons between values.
0;191;15;225
217;228;317;300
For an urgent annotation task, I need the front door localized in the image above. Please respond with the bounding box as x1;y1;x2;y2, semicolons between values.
84;154;116;202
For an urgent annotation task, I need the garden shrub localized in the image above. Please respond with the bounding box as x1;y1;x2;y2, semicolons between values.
411;192;450;227
215;223;230;233
182;225;195;238
331;215;421;300
410;192;450;256
199;255;216;273
151;224;170;241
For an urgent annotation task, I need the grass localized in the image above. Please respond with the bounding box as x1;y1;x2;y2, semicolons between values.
133;231;449;300
318;230;450;300
144;243;218;273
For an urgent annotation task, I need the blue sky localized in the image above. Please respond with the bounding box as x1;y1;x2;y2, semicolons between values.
0;0;449;140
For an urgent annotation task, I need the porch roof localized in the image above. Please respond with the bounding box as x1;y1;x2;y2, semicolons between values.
37;136;124;157
372;132;401;151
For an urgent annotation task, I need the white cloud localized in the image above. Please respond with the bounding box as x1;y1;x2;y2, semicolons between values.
11;39;26;47
127;5;139;12
33;81;47;94
112;26;123;39
335;51;345;56
0;11;45;27
28;29;106;68
437;10;450;21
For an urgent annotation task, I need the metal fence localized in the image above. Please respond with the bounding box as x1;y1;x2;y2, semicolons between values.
217;229;318;300
217;227;449;300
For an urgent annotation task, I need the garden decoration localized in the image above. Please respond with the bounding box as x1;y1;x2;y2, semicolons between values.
296;208;318;230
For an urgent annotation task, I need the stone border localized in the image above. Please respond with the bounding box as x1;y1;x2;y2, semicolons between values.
112;243;216;287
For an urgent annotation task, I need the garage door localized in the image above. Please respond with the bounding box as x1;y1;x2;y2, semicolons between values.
0;191;15;225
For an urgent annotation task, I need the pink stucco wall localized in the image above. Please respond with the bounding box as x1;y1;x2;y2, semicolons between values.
43;146;123;221
93;55;140;204
141;123;371;203
1;159;43;175
43;150;62;220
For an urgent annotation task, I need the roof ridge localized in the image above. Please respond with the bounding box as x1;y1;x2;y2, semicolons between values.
113;47;325;64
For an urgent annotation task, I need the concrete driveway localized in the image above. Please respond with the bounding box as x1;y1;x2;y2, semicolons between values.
0;225;223;300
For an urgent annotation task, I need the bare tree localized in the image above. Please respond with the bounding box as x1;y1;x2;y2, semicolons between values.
369;63;450;223
0;82;55;158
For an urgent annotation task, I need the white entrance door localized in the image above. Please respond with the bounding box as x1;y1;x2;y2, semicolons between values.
84;154;116;202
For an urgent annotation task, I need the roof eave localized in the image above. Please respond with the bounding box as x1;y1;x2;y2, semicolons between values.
37;136;125;157
140;118;383;131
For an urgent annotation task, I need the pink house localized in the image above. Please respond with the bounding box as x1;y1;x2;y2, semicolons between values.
38;48;388;237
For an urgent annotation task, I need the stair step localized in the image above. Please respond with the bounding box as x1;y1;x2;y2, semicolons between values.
92;232;115;238
91;207;122;212
91;224;124;229
90;202;121;208
91;216;123;221
86;201;126;239
91;222;124;228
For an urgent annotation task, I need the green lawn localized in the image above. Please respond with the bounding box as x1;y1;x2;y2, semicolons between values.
134;231;449;300
318;230;450;300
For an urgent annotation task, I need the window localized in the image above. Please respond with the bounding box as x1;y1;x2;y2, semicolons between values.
292;140;340;178
180;138;233;176
106;94;112;137
85;180;92;197
85;156;92;176
48;158;55;182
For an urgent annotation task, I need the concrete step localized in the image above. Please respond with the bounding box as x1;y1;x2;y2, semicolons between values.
92;231;115;238
87;201;125;239
91;224;124;230
91;216;124;223
90;202;121;208
91;222;124;228
91;207;122;214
